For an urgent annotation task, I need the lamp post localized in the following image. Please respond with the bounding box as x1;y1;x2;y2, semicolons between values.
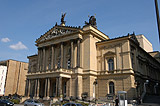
154;0;160;42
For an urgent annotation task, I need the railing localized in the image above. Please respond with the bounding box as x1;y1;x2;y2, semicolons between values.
28;68;73;75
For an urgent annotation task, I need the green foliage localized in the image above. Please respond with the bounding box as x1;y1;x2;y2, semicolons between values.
10;99;20;104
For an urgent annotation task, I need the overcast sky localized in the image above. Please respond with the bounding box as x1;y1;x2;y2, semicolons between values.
0;0;160;62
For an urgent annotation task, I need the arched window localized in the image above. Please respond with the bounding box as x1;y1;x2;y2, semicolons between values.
109;81;115;94
108;59;114;71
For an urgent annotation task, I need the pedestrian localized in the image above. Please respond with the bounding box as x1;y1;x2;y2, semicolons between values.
115;96;119;106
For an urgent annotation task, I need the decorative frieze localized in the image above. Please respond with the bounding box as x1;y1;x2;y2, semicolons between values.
99;43;121;50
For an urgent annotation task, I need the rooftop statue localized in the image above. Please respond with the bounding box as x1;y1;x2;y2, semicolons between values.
60;13;66;26
85;15;97;28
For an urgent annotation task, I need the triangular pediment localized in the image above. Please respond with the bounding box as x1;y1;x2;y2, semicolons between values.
36;25;81;43
104;51;115;56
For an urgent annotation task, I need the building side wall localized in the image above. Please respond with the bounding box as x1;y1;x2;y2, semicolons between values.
149;52;160;63
5;60;28;96
97;40;132;72
96;38;140;100
5;60;18;95
17;62;28;95
98;75;136;100
136;35;153;52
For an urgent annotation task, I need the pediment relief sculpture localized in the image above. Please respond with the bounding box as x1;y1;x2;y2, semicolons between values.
37;27;78;43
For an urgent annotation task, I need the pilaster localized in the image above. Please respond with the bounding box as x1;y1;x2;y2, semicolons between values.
76;75;82;99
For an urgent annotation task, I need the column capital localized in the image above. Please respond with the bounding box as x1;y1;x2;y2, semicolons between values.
77;38;82;42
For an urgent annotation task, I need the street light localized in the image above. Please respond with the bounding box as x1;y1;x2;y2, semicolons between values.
154;0;160;43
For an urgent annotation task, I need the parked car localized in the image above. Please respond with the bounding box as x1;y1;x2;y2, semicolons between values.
63;102;83;106
0;99;14;106
24;99;44;106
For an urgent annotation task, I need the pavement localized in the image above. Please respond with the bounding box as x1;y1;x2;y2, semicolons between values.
14;104;24;106
138;103;160;106
13;103;160;106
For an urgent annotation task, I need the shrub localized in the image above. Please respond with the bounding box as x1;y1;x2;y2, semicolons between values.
11;99;20;104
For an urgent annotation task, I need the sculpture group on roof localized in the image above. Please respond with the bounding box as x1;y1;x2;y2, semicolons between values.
58;13;97;28
85;15;97;28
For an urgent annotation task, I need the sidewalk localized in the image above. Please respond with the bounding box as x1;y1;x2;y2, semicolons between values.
138;103;160;106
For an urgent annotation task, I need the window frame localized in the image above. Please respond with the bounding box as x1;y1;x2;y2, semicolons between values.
109;81;115;94
108;58;114;71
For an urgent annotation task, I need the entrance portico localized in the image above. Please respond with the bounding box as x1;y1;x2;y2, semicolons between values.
25;70;72;99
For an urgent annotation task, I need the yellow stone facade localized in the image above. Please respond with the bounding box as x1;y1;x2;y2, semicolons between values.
0;60;28;96
26;17;160;101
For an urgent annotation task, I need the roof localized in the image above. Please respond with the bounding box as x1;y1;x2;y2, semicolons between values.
97;33;138;44
0;59;28;63
27;54;38;58
97;33;160;65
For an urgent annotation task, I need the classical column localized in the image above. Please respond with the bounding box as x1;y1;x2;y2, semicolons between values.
44;78;47;97
37;48;40;72
68;78;72;97
60;43;64;68
71;40;74;68
25;80;28;96
51;45;55;70
47;78;50;97
36;79;40;97
34;79;37;97
27;79;31;97
59;77;62;97
77;39;80;68
56;77;62;97
43;47;46;71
